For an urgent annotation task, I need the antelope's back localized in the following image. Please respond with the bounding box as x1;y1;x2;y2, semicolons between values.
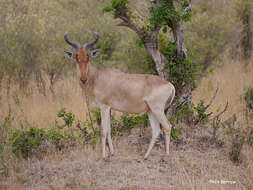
93;68;171;113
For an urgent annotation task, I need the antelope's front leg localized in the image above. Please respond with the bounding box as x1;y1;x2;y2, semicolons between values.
100;106;112;158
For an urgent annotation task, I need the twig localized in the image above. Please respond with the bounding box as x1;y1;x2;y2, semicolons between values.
205;84;219;110
211;102;229;142
76;122;88;137
211;102;229;121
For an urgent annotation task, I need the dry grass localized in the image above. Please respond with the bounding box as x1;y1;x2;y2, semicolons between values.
1;130;252;190
0;75;88;130
193;53;253;123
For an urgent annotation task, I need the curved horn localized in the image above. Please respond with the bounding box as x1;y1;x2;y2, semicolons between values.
64;32;80;50
83;31;99;50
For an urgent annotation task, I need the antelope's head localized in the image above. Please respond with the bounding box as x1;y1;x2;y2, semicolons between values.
64;32;100;84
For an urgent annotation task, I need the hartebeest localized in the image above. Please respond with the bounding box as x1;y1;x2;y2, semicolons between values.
64;32;175;159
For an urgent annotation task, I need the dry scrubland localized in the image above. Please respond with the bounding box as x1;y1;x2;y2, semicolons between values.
0;0;253;189
0;55;253;190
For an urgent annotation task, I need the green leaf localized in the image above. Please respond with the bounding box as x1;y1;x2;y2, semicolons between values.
162;27;168;33
102;6;113;13
201;7;207;12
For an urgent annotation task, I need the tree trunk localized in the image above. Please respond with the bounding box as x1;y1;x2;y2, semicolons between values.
144;38;168;79
113;0;192;105
171;21;192;105
172;21;188;59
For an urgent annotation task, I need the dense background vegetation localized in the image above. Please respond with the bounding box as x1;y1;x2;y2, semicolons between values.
0;0;250;96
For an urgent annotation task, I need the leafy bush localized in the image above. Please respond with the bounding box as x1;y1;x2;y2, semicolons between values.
111;113;148;136
230;131;245;163
244;87;253;110
7;108;84;158
171;127;180;140
46;128;65;150
102;0;130;15
193;100;209;124
8;127;46;158
248;127;253;147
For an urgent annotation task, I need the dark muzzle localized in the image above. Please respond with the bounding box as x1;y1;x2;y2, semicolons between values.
80;78;87;84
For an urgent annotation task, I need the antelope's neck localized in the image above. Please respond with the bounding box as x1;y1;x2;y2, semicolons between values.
87;63;98;80
82;63;97;97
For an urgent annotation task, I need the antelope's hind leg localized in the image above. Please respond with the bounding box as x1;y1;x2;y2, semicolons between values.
146;102;172;157
152;111;172;156
144;112;161;160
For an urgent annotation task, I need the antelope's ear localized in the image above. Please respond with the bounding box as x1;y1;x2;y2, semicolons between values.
90;49;100;58
64;51;74;59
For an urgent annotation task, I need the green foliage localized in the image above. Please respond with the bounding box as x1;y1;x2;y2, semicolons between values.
171;127;180;140
57;108;75;128
193;100;209;123
7;109;80;159
170;99;211;125
88;109;148;137
172;100;194;122
137;37;145;48
142;56;158;75
8;127;46;158
234;0;252;19
111;113;148;135
150;3;180;27
90;109;101;125
102;0;130;14
159;37;199;89
248;127;253;147
244;87;253;110
46;128;65;150
149;0;192;28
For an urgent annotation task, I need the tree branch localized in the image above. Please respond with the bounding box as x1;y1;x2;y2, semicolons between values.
205;84;219;110
212;102;229;120
115;13;145;38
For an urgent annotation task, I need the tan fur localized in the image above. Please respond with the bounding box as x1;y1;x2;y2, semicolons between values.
80;63;175;159
83;65;172;113
66;36;175;159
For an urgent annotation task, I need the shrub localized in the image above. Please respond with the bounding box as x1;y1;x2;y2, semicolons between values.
244;87;253;111
8;127;46;158
8;108;84;159
111;113;148;136
230;131;245;163
46;128;65;150
171;127;180;140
